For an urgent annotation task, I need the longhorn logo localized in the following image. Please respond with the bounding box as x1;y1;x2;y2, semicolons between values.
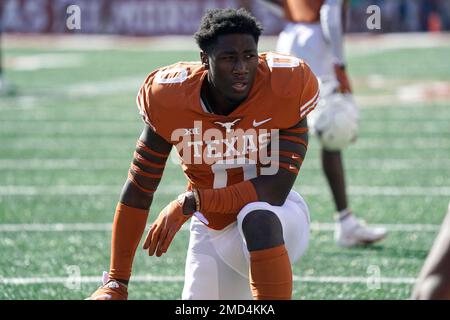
214;118;241;133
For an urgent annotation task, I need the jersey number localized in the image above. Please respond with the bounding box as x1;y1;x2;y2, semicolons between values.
155;67;188;84
211;158;257;188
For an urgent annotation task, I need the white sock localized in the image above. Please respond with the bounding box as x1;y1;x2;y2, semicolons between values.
338;209;361;233
337;208;353;222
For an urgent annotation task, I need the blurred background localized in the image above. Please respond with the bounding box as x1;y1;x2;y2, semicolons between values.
0;0;449;300
1;0;450;35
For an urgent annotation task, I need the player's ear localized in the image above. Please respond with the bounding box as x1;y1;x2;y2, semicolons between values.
200;52;209;69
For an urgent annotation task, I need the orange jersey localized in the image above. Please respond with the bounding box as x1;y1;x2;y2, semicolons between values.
137;52;319;192
284;0;324;23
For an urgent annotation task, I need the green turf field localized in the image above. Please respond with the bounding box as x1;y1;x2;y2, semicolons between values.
1;36;449;300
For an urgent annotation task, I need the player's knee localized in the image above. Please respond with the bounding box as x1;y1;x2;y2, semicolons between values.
241;209;284;251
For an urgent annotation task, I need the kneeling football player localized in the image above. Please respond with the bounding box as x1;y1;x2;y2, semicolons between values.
87;8;319;300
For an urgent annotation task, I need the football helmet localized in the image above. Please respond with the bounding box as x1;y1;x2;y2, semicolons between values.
308;92;359;151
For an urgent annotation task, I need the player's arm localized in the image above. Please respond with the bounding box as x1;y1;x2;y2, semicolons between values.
138;126;195;258
87;124;173;300
253;118;308;205
111;124;173;273
320;0;352;93
120;124;172;209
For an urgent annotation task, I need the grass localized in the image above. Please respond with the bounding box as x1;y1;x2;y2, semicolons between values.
1;37;449;300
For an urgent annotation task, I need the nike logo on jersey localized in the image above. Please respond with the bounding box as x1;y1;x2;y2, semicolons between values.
253;118;272;127
292;154;300;159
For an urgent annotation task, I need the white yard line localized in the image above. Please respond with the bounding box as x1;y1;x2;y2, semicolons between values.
0;222;440;233
0;185;181;196
1;185;449;196
0;159;127;170
5;54;86;71
0;274;417;285
297;276;416;284
0;223;113;232
5;33;450;52
2;139;448;151
63;76;144;97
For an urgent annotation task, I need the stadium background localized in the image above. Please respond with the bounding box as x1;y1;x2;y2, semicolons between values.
0;0;449;299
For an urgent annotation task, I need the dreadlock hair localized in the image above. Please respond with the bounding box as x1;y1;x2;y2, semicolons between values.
194;8;264;54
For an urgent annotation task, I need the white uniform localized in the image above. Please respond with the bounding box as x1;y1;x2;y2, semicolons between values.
276;0;345;95
182;190;310;300
276;22;336;87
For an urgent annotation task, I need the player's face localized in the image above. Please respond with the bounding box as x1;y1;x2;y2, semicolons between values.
204;33;259;107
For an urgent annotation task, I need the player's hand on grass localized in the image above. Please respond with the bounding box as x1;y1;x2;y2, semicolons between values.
86;272;128;300
143;194;193;257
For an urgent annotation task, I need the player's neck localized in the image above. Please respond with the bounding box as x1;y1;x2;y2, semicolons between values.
201;78;241;116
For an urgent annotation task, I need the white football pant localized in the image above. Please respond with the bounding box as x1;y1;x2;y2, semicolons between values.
276;22;337;89
181;190;310;300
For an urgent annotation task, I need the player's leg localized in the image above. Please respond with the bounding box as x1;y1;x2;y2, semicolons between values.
322;149;347;211
242;210;292;299
241;208;291;300
277;23;351;218
236;192;310;299
198;192;309;300
280;21;387;248
182;218;252;300
412;203;450;299
316;92;387;247
322;144;387;247
182;218;220;299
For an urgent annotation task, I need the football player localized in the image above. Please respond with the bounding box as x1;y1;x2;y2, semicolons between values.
87;8;318;300
412;202;450;300
261;0;387;247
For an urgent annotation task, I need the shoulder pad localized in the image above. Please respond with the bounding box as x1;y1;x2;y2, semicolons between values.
264;52;303;98
149;62;203;106
153;61;202;85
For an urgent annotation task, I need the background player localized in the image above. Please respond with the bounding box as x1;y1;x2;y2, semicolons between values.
261;0;387;247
